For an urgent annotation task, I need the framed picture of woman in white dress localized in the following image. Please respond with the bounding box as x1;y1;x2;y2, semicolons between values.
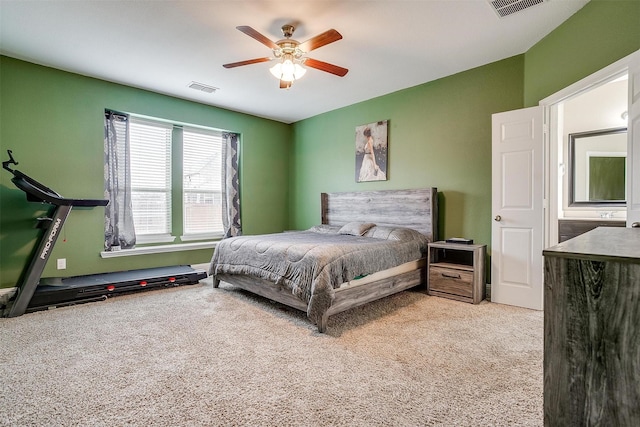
355;120;388;182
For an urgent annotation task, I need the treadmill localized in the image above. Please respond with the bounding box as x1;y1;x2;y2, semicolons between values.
2;150;207;317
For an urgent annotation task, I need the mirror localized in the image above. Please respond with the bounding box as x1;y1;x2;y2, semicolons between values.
568;127;627;206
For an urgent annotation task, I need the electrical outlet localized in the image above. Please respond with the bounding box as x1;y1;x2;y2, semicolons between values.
57;258;66;270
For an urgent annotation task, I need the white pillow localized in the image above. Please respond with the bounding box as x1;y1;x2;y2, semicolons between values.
307;224;341;234
338;222;376;236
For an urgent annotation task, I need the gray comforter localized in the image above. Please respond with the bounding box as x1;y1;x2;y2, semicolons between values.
209;223;429;321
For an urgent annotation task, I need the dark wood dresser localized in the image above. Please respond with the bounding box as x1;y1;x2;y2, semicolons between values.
543;227;640;426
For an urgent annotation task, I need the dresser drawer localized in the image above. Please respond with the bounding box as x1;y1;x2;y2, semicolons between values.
429;266;473;298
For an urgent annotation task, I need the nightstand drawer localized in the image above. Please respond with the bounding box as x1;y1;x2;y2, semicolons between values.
429;266;473;298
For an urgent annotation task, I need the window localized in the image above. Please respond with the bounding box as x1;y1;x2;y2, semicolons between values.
182;128;224;238
127;116;226;243
129;118;172;238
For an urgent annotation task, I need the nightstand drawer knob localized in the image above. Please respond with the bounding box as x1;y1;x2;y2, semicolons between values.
494;215;502;222
442;272;461;279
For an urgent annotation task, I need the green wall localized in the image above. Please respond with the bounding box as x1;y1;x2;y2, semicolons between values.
290;55;525;245
0;56;290;287
524;0;640;106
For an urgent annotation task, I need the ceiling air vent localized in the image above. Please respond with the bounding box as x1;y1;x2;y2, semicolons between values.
188;81;218;93
489;0;547;18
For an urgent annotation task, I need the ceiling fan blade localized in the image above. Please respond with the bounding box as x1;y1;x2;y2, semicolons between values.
298;29;342;52
280;80;292;89
236;26;278;50
223;57;271;68
304;58;349;77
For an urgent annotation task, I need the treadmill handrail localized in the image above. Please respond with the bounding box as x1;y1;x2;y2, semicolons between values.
11;171;108;207
3;150;108;207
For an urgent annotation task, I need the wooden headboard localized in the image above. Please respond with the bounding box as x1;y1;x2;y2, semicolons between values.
320;188;438;242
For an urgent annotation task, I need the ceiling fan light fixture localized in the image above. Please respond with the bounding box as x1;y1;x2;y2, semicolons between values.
224;25;347;88
269;57;306;82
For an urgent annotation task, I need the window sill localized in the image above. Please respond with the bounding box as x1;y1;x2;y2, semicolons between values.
100;241;217;258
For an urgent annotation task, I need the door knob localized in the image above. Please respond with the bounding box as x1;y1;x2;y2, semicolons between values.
494;215;502;222
632;222;640;228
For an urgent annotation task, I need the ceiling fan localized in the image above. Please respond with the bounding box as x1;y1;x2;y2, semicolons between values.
223;24;349;89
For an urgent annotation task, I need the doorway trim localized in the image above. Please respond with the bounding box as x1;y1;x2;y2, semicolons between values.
539;49;640;247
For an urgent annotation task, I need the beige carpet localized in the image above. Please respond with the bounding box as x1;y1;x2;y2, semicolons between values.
0;278;543;426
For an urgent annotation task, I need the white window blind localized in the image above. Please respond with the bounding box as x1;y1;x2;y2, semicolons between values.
129;117;172;236
182;128;224;236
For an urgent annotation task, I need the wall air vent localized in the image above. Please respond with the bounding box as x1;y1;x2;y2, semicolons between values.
489;0;547;18
188;81;218;93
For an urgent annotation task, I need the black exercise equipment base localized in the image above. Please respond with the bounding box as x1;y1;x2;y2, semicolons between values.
25;265;207;313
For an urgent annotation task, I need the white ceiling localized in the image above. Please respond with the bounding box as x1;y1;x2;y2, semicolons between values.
0;0;589;124
564;76;629;133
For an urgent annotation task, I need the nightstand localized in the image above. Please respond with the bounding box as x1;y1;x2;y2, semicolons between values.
427;241;486;304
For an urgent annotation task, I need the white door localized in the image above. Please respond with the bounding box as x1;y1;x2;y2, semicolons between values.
491;106;544;310
627;55;640;227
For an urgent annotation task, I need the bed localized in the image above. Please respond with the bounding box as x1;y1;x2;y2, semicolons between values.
209;188;438;332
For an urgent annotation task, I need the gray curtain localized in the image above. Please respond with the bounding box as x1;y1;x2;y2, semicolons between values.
104;110;136;250
221;132;241;238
